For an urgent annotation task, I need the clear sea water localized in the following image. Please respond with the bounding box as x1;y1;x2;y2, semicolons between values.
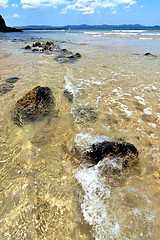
0;29;160;239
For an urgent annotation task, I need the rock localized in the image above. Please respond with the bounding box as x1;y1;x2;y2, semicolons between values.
61;49;69;53
32;42;42;47
144;52;157;57
43;45;51;50
25;45;31;50
0;15;22;32
64;89;73;102
0;83;14;95
75;53;81;58
86;141;138;166
32;48;39;52
46;41;54;45
14;86;54;124
5;77;19;83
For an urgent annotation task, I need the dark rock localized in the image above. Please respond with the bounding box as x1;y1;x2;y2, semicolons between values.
75;52;81;58
25;45;31;50
86;141;138;166
32;42;42;47
0;83;14;95
0;15;22;32
43;45;51;50
67;55;75;59
144;52;157;57
46;41;54;45
64;89;73;102
61;49;69;53
5;77;19;83
32;48;39;52
14;86;54;124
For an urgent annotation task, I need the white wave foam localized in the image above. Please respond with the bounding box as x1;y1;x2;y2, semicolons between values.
76;160;120;239
135;96;146;105
75;132;111;150
144;107;153;115
64;75;79;97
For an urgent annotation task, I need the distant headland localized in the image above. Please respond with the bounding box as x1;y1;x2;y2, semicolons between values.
0;15;22;32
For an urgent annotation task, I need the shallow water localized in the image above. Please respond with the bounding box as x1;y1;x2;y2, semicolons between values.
0;30;160;239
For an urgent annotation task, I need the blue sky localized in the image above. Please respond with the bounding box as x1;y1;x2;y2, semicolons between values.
0;0;160;26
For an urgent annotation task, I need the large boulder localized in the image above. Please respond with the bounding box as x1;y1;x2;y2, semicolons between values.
86;141;138;167
0;15;22;32
14;86;54;124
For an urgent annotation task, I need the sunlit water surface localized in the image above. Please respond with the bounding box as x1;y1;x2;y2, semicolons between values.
0;30;160;239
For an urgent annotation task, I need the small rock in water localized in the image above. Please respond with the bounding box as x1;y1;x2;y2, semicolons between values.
46;41;54;46
144;52;157;57
5;77;19;83
86;141;138;167
64;89;73;102
32;42;42;47
13;86;54;125
0;83;14;95
25;45;31;50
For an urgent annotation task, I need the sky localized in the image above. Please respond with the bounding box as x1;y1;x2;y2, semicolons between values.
0;0;160;27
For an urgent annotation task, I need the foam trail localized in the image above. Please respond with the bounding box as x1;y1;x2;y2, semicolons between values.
76;159;120;239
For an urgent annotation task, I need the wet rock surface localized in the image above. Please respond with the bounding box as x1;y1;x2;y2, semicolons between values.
86;141;138;166
13;86;54;124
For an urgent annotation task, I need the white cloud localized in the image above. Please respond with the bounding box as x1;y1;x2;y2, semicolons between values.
20;0;137;14
112;10;117;14
13;13;20;17
12;3;18;7
21;0;68;9
0;0;8;8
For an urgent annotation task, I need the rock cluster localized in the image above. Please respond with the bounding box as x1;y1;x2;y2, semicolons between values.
0;15;22;32
25;41;81;63
13;86;54;124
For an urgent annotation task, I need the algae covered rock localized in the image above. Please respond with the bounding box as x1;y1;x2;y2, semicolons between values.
14;86;54;124
86;141;138;167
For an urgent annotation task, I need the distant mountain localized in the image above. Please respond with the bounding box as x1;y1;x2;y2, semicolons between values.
65;24;160;30
16;25;68;30
16;24;160;31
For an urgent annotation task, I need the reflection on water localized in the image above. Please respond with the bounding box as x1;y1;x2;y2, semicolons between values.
0;30;160;239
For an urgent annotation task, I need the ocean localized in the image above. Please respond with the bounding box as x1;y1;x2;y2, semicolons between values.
0;29;160;239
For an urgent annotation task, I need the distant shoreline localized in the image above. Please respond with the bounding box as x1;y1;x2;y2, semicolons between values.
16;24;160;31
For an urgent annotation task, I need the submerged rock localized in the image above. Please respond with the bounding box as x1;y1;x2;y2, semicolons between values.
0;83;14;95
64;89;73;102
86;141;138;167
5;77;19;83
14;86;54;124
